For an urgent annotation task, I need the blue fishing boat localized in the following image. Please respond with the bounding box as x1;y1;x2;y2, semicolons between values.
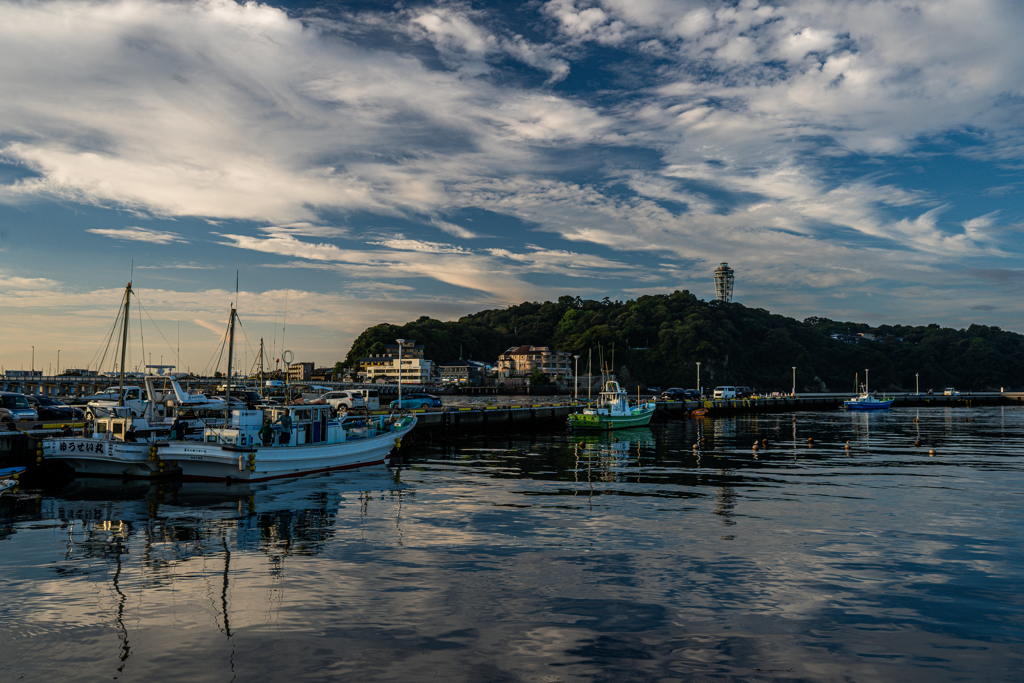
844;393;893;411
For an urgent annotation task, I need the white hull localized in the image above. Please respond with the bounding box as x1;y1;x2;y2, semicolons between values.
159;420;415;482
42;438;175;478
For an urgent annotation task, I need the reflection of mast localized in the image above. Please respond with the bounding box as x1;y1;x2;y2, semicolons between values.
113;540;131;670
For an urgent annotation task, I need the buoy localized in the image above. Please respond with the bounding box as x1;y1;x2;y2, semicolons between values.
913;418;919;423
692;444;698;450
752;443;759;450
914;440;921;447
929;449;936;456
807;437;813;443
844;441;850;450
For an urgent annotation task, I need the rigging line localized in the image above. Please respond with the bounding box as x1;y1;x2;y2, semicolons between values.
133;295;181;360
233;315;261;366
89;288;128;372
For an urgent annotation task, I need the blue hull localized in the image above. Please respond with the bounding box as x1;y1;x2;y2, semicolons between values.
844;400;893;411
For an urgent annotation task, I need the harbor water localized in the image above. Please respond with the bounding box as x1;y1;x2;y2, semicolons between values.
2;406;1023;681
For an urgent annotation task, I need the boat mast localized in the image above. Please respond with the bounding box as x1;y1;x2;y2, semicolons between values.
259;337;265;399
225;306;236;423
118;282;131;408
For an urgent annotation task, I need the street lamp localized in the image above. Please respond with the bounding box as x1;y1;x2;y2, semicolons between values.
915;372;919;395
396;339;405;406
57;350;60;377
792;366;796;396
573;354;580;401
865;368;870;394
696;362;701;397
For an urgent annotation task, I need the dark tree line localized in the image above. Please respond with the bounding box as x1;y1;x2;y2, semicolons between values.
341;292;1024;392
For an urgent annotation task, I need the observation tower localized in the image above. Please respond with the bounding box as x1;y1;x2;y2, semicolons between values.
714;263;735;303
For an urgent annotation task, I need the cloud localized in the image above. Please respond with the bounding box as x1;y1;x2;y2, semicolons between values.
86;226;188;244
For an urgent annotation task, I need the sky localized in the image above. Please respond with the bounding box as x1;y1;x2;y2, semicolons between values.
2;0;1024;374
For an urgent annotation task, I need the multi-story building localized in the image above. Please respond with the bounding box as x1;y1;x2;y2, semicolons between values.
360;340;426;375
496;346;573;383
365;357;435;384
439;360;487;386
287;362;314;382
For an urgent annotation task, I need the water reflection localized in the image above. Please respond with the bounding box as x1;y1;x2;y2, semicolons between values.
2;408;1023;681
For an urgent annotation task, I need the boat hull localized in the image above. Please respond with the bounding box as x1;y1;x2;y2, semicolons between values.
844;400;893;411
41;438;180;478
158;418;416;482
568;407;656;431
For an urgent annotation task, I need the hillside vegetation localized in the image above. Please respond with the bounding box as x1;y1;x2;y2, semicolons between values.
342;292;1024;392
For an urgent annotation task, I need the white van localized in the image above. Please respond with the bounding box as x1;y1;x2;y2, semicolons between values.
354;389;380;410
713;386;737;399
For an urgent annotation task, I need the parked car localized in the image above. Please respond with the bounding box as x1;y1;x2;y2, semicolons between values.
390;393;443;409
659;387;696;401
323;391;366;412
26;396;84;421
0;392;39;424
944;387;960;396
353;389;380;411
713;386;737;399
735;386;755;398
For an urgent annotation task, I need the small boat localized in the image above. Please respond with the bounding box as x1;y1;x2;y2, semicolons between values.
0;466;25;495
689;408;709;418
568;380;656;431
844;393;893;411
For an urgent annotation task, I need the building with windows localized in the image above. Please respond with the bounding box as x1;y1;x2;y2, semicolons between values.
496;346;573;383
360;340;426;375
287;362;314;382
365;357;435;384
439;360;487;386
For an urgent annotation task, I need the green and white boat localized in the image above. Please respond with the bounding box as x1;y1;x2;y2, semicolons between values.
568;380;656;431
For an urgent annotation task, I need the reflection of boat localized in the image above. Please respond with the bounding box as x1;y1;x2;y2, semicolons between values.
575;427;655;453
0;466;24;495
568;381;656;431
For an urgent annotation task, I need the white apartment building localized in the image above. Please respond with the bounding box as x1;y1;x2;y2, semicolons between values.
365;357;435;384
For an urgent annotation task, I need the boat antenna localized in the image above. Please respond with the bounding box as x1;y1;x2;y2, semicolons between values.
225;303;236;425
118;282;132;409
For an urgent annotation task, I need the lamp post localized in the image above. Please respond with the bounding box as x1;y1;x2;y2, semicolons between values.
696;362;701;397
792;366;796;396
396;339;405;406
31;345;34;374
915;372;919;395
865;368;870;394
57;350;60;377
573;354;580;401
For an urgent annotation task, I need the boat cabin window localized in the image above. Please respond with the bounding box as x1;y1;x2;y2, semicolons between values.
297;409;311;422
113;423;123;436
96;422;107;434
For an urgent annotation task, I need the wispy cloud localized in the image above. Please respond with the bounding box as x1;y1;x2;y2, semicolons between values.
86;226;188;244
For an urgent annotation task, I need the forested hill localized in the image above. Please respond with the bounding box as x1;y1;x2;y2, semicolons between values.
343;291;1024;392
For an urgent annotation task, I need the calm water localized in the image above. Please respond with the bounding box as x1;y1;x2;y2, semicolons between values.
2;406;1023;682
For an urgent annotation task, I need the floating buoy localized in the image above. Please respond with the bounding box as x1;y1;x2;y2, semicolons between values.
914;440;921;447
929;449;936;456
807;437;814;443
752;442;759;450
692;444;698;450
913;418;919;423
844;441;850;450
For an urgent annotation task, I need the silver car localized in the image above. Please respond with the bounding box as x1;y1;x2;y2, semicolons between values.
0;392;39;425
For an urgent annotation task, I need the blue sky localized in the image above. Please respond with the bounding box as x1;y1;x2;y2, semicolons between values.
2;0;1024;374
